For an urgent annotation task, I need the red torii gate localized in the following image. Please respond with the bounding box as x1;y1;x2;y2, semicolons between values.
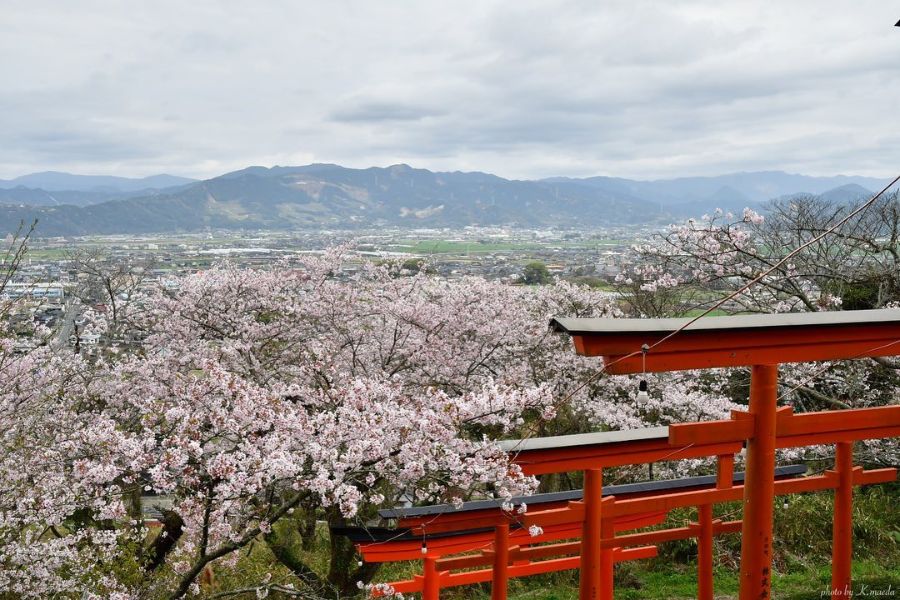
349;407;896;599
347;464;814;596
549;308;900;600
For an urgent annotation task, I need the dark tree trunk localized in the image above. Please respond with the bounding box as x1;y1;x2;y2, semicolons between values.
146;510;184;571
327;513;380;597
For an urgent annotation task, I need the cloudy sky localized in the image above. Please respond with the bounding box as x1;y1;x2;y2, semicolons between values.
1;1;898;181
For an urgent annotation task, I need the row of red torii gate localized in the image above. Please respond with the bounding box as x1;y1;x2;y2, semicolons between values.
335;309;900;600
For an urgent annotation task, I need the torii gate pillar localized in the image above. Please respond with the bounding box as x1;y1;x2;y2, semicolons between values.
739;364;778;600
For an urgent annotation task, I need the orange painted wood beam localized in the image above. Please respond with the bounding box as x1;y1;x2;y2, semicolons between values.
513;440;744;476
738;364;778;600
523;468;897;527
358;522;583;562
385;546;658;594
777;426;900;448
552;310;900;374
605;468;895;518
381;517;747;596
831;443;854;598
596;334;900;374
491;523;510;600
669;405;900;447
716;454;736;489
437;519;744;575
697;505;715;600
397;503;665;534
578;469;604;598
600;519;743;549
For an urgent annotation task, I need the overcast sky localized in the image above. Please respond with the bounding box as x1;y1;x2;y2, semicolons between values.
1;1;898;181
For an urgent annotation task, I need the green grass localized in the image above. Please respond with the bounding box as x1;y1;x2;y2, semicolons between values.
447;560;900;600
21;247;72;259
681;308;732;317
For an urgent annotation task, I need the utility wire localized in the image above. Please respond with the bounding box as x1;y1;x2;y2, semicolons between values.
608;173;900;370
777;337;900;403
506;173;900;454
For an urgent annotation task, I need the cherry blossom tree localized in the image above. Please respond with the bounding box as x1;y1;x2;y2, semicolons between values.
0;248;742;598
622;192;900;464
624;193;900;316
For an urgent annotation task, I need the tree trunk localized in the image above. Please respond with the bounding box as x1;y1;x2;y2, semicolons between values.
327;514;380;597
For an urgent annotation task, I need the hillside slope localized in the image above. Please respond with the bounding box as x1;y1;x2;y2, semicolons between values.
0;165;885;236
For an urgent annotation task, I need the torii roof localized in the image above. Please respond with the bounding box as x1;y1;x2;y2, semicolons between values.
550;308;900;374
497;426;669;453
376;464;806;521
551;308;900;335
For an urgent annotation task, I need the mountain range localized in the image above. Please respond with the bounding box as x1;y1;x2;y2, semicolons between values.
0;171;194;193
0;165;887;237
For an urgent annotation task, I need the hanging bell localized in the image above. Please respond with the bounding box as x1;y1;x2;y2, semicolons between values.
636;379;650;403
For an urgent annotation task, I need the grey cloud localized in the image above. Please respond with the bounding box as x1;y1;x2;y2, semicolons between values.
330;101;445;123
0;0;898;180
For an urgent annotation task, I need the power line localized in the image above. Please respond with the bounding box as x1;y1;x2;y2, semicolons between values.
631;173;900;362
777;337;900;403
506;173;900;454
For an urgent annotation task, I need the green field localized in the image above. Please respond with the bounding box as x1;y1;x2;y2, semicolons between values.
388;238;627;254
389;240;542;254
19;247;72;260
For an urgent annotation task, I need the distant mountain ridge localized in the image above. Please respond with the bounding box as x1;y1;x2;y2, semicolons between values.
0;165;889;236
544;171;886;214
0;171;195;193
